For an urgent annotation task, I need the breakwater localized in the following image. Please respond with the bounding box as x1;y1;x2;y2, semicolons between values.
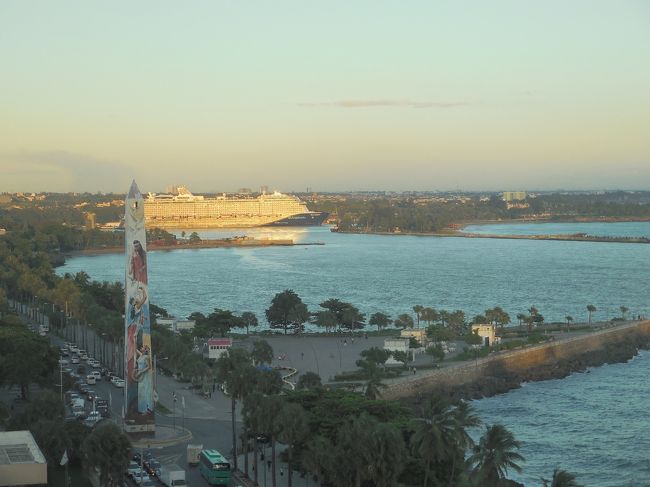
385;320;650;403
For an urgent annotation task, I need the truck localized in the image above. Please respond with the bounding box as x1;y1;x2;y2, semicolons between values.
187;444;203;465
159;464;187;487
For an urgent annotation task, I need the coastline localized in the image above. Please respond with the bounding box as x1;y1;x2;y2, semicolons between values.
386;320;650;405
333;217;650;244
65;238;324;257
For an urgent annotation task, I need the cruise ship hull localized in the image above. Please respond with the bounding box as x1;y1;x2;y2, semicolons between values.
264;212;329;226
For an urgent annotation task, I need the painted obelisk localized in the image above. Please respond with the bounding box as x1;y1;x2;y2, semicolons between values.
124;180;155;434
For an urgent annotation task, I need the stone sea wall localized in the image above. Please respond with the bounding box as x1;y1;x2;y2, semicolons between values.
385;320;650;403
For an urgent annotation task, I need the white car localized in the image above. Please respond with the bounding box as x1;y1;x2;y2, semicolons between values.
88;371;101;381
83;411;102;426
133;473;151;485
112;378;125;388
127;462;141;478
80;353;88;360
70;346;79;354
71;356;80;364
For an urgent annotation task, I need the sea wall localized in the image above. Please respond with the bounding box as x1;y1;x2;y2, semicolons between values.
385;320;650;402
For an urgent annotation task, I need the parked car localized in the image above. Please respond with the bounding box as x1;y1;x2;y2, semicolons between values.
112;378;125;388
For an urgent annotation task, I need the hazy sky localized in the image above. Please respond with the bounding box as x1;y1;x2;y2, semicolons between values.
1;1;649;193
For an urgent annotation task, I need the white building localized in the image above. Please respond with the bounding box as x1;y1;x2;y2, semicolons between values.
384;338;410;364
204;338;233;360
0;431;47;486
156;317;195;334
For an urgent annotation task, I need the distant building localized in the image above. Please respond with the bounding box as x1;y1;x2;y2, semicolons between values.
471;324;500;346
156;317;195;334
84;212;96;230
0;430;48;486
204;338;233;360
502;191;527;202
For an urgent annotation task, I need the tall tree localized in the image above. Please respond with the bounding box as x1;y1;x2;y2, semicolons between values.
470;424;525;486
394;313;414;329
411;398;456;487
277;402;310;487
413;304;424;327
312;310;338;333
251;340;274;366
369;312;391;331
586;304;596;324
215;348;254;471
542;468;584;487
240;311;259;335
620;305;629;320
82;422;132;487
266;290;309;334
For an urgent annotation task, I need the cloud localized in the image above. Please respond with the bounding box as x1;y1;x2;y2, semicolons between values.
298;99;469;109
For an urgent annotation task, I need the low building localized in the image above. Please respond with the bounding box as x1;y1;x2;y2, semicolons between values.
400;328;428;347
471;324;500;346
204;338;232;360
384;338;410;364
502;191;527;202
156;317;196;334
0;431;47;486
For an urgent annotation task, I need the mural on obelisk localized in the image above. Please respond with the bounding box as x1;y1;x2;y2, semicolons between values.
124;180;155;432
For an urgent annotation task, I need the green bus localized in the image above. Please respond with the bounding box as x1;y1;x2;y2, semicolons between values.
198;449;231;485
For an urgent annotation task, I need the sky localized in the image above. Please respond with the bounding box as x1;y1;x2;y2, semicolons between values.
1;1;649;193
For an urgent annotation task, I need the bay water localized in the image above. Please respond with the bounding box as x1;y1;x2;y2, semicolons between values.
58;222;650;485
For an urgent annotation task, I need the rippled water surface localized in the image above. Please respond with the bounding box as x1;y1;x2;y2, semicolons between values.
58;222;650;485
472;351;650;487
58;223;650;324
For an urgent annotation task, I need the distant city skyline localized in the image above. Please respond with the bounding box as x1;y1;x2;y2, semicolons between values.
1;1;648;193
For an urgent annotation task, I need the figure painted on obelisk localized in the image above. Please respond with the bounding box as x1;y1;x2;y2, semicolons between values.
124;180;155;432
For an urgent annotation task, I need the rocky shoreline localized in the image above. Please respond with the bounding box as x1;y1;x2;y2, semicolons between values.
404;329;650;407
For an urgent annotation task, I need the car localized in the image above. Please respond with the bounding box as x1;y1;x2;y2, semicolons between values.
80;353;88;360
141;479;156;487
71;356;80;364
112;378;125;388
133;473;151;485
58;358;69;366
127;461;142;478
83;411;102;426
70;346;79;354
88;370;102;381
144;459;161;477
77;382;89;394
86;389;99;401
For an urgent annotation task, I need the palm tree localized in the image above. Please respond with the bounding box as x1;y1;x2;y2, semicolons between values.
448;401;481;486
259;395;284;487
620;306;629;321
565;315;573;332
413;304;424;328
214;348;254;472
363;363;387;400
587;304;596;324
241;311;258;335
411;398;456;487
243;392;264;485
277;402;310;487
516;313;525;327
470;424;524;486
542;467;584;487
